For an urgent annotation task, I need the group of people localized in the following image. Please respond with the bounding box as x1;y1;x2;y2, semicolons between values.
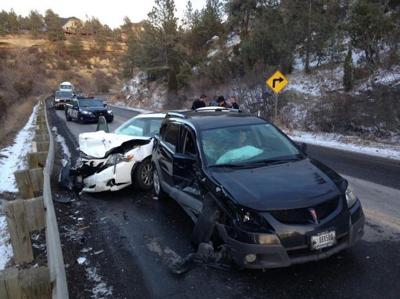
191;94;239;110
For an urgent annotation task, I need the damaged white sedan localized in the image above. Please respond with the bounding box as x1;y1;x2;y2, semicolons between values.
67;113;165;193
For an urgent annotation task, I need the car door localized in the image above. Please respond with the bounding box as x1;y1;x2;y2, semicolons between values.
172;126;203;215
157;121;180;187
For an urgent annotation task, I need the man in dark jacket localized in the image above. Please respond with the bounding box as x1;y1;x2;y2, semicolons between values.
191;97;206;110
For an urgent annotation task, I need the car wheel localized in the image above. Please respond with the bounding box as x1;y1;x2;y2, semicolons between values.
153;165;167;200
133;159;154;191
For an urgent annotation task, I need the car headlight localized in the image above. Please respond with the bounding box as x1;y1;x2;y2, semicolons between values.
345;186;358;208
107;110;113;114
80;110;91;115
105;153;134;167
235;207;272;233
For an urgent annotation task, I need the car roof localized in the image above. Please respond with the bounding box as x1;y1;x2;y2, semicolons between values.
167;110;267;130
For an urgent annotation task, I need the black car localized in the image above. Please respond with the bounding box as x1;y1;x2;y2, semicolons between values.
152;108;365;269
54;90;74;110
65;97;113;123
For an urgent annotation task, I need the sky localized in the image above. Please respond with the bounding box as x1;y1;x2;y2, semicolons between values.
1;0;207;28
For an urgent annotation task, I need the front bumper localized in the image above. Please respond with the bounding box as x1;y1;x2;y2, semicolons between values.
79;113;113;123
80;160;136;193
217;203;365;269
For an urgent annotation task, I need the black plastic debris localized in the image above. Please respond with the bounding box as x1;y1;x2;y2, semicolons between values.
168;242;231;275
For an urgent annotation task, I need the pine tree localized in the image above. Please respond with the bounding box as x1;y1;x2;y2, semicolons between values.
28;10;44;37
343;48;353;92
44;10;64;41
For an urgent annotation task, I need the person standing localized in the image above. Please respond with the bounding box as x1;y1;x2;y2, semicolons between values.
209;95;219;106
228;95;239;109
191;97;206;110
217;96;230;108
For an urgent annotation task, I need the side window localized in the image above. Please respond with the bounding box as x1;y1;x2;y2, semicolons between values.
182;129;197;155
162;123;180;152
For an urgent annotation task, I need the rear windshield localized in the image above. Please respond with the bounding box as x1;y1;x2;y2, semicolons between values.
78;99;104;107
55;91;73;98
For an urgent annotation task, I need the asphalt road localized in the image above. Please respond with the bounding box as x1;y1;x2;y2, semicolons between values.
51;106;400;299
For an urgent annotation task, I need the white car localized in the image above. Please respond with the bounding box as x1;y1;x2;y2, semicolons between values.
73;113;165;193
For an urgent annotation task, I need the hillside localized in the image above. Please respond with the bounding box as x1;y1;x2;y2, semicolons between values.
0;33;124;147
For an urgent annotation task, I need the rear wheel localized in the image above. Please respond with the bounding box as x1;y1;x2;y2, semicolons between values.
153;165;167;200
133;159;154;190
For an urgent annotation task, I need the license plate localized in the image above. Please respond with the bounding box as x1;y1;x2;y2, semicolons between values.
310;230;336;250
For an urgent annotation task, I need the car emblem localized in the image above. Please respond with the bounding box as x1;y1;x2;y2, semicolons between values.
309;208;319;224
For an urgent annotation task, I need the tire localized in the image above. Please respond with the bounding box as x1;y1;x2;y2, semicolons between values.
133;158;154;191
153;164;168;200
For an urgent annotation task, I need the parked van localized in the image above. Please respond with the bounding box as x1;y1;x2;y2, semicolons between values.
59;81;74;92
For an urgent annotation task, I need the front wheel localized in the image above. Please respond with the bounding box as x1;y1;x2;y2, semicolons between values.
153;165;167;200
133;159;154;191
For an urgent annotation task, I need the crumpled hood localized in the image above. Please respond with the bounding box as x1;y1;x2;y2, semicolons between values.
209;159;342;211
79;131;149;158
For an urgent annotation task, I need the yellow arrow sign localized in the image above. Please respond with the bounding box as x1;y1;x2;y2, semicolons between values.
266;70;289;94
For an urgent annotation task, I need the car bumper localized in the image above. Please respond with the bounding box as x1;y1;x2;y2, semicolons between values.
81;160;136;193
217;204;365;269
79;114;113;123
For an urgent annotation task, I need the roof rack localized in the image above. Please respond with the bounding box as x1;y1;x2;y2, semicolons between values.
166;112;187;119
195;106;242;113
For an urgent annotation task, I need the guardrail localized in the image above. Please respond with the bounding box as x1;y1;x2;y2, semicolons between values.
0;100;68;298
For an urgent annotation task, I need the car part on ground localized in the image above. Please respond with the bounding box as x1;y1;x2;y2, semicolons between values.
152;109;365;269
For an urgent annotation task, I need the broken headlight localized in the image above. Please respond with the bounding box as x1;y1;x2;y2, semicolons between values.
345;186;358;208
104;153;134;167
235;207;273;233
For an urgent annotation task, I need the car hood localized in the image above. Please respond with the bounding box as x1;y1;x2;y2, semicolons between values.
79;131;150;158
209;158;343;211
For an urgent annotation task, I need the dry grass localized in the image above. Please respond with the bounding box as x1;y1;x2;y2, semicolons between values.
0;98;36;148
0;35;48;49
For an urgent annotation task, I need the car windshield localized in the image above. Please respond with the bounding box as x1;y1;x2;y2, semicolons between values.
79;99;104;107
55;91;73;98
60;85;72;90
200;123;301;166
115;117;163;137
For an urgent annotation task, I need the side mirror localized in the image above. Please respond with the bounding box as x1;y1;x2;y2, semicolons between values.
299;142;307;153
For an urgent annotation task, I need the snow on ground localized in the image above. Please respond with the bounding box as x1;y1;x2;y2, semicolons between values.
0;215;13;270
86;267;113;298
52;127;71;166
356;65;400;94
0;104;38;193
287;66;343;96
287;130;400;161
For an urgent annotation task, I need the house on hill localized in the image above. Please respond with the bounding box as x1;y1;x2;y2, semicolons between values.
61;17;82;34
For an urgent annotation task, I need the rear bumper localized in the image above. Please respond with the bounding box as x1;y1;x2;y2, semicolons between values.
217;207;365;269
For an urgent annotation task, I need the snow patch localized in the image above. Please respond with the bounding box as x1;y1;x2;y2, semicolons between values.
0;215;13;270
52;127;71;166
86;267;113;298
0;104;38;193
287;130;400;161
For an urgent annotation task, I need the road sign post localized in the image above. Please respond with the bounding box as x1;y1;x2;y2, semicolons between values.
266;70;289;123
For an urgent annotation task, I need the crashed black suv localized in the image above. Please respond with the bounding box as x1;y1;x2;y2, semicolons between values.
152;108;365;269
